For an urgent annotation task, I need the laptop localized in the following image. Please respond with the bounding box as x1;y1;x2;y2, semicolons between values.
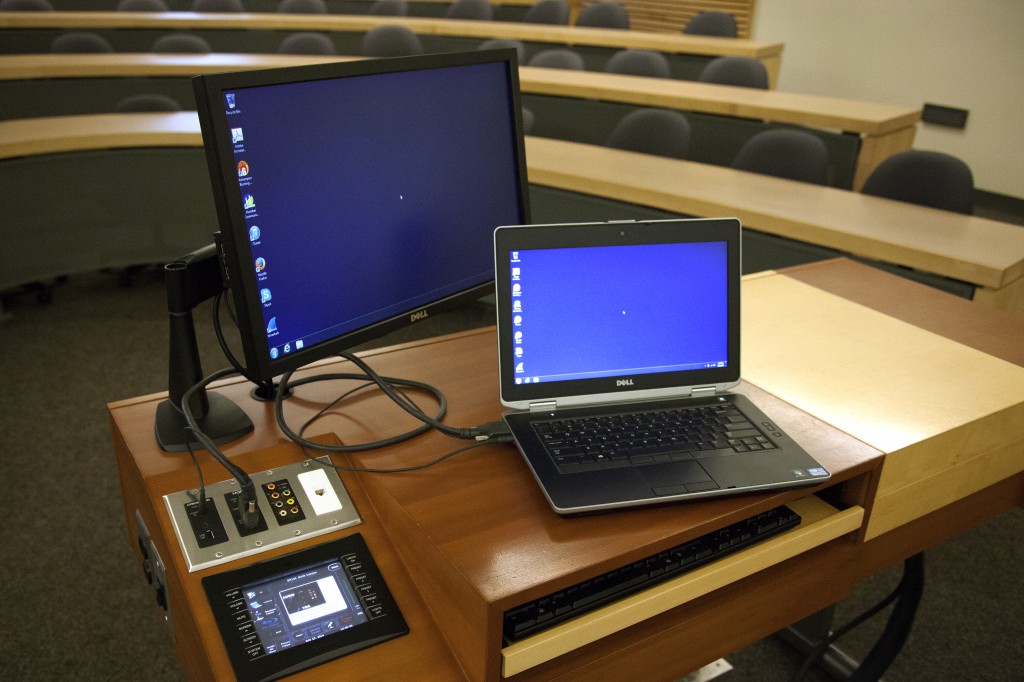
493;218;830;514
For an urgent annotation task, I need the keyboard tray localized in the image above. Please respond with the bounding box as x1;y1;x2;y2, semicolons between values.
503;505;800;643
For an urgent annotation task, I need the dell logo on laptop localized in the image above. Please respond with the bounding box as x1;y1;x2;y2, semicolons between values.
616;379;634;387
410;309;429;322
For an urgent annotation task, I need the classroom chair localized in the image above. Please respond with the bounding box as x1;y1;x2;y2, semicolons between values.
605;49;671;78
576;2;629;29
528;48;585;70
446;0;493;20
862;150;974;214
152;33;213;53
278;31;336;54
51;32;115;53
278;0;327;12
731;129;830;185
607;108;691;159
698;56;768;89
522;0;569;25
369;0;408;16
683;11;737;37
359;25;424;57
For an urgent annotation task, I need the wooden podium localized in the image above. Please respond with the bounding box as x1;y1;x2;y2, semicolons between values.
109;260;1024;681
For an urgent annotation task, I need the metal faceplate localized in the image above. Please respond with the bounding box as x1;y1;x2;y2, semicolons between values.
164;457;361;572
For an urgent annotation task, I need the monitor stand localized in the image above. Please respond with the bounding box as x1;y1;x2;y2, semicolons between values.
154;244;253;452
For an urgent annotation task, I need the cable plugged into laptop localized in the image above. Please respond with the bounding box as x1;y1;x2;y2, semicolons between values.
470;420;514;444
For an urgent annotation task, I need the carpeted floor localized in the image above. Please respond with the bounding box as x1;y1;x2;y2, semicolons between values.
1;268;1021;681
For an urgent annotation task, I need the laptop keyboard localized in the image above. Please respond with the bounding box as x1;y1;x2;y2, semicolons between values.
534;403;775;473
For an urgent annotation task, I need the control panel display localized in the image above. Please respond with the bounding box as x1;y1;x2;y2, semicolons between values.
203;533;407;682
241;556;369;654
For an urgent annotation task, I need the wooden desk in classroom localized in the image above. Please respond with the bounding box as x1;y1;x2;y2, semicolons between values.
108;259;1024;680
0;10;784;84
0;52;919;189
4;112;1018;314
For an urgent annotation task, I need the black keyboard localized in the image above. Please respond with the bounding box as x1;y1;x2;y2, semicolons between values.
534;403;776;473
502;505;801;643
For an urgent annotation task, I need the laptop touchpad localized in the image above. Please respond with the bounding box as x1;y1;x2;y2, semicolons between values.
639;461;719;496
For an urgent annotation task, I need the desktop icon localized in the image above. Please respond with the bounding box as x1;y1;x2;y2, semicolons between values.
511;251;519;261
270;347;279;359
255;257;266;273
231;127;244;143
238;160;250;177
243;194;255;210
511;267;520;280
284;343;292;354
249;225;261;241
260;288;272;303
513;315;522;326
515;347;524;358
296;340;304;350
267;317;278;334
512;283;522;296
226;93;236;109
514;331;523;343
513;300;522;313
515;362;524;373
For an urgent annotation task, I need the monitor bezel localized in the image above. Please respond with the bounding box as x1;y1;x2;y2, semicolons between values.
193;49;530;384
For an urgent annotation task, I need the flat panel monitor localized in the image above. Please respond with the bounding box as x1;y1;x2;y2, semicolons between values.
192;50;530;384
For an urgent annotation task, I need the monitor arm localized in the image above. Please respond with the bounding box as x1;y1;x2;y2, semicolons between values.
154;243;254;453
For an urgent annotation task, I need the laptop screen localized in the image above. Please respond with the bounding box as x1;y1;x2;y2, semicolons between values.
495;219;742;410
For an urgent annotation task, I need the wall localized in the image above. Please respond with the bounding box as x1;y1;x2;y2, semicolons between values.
752;0;1024;198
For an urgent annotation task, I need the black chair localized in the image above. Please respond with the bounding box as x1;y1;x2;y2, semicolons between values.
446;0;493;20
51;32;115;53
152;33;212;53
862;150;974;214
521;106;535;134
117;0;169;10
607;108;691;160
527;48;584;70
479;38;527;64
731;129;830;185
0;0;54;9
115;94;183;112
359;25;424;57
683;11;737;37
192;0;244;10
698;56;768;89
605;49;671;78
522;0;569;25
278;32;336;54
277;0;327;12
368;0;408;16
575;2;629;29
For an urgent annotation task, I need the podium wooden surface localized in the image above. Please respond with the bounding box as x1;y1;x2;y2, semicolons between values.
108;260;1024;680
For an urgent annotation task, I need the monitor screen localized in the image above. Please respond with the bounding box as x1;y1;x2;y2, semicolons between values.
193;50;530;383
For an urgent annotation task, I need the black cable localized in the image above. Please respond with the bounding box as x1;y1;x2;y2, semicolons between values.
184;439;207;515
790;554;925;682
849;553;925;682
296;437;510;475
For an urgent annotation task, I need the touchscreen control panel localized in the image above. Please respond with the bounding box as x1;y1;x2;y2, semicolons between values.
203;533;407;682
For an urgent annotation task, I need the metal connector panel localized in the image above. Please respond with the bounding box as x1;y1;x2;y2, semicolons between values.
164;457;361;572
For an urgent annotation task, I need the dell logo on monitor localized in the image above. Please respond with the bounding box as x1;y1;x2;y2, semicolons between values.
616;379;634;387
410;309;429;323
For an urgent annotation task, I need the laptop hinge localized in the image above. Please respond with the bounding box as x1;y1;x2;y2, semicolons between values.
528;401;558;413
691;386;718;397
